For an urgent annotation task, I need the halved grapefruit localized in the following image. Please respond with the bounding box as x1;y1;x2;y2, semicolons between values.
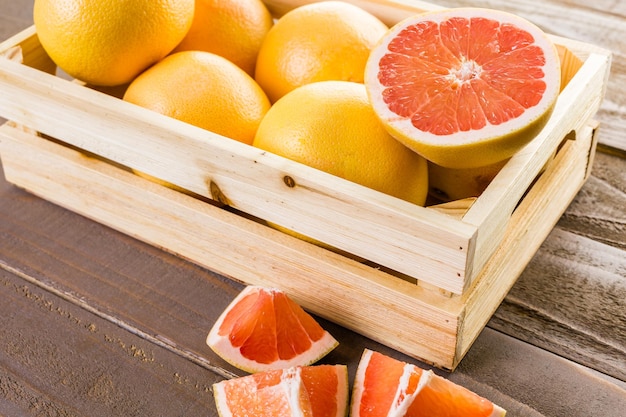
207;286;338;373
365;8;561;169
213;364;349;417
351;349;506;417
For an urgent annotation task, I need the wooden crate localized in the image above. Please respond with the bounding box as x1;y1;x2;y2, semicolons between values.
0;0;611;370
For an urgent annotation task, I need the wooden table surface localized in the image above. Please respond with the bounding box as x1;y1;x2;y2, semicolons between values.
1;1;625;416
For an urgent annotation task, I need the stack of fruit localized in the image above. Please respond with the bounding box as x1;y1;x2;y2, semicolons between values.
33;0;561;208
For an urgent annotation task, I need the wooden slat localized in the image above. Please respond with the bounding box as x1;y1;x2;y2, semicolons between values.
459;121;598;360
0;268;222;416
461;51;611;285
490;149;626;382
491;227;626;382
0;25;55;74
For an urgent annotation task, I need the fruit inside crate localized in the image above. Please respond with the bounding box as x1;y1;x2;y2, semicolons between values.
0;0;612;369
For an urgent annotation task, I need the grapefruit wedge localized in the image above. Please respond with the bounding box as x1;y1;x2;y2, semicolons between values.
365;8;561;169
214;364;349;417
207;286;338;373
351;349;506;417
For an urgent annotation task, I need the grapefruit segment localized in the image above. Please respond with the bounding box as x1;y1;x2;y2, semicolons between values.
351;349;506;417
365;8;561;169
213;364;349;417
207;286;338;373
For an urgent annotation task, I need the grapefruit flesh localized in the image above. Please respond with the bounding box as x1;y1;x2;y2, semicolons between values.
351;349;506;417
213;364;349;417
365;8;561;169
207;286;338;373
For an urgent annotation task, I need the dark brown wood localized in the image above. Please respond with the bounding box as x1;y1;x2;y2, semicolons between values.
490;150;626;382
1;266;222;416
1;1;625;416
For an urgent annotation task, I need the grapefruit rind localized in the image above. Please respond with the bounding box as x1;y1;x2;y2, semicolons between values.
213;364;349;417
351;349;507;417
207;286;339;373
365;7;561;169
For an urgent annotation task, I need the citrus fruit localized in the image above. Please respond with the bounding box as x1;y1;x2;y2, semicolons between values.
206;286;338;373
33;0;194;86
253;81;429;206
214;364;349;417
123;51;270;145
365;7;561;169
428;158;508;202
351;349;506;417
172;0;274;76
254;1;388;102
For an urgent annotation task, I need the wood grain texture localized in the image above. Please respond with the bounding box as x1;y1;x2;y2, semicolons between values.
2;174;626;417
489;150;626;381
1;0;625;416
0;268;221;416
0;87;605;370
490;227;626;380
558;151;626;250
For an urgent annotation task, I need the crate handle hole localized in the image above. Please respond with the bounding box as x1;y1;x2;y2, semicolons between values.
557;129;577;154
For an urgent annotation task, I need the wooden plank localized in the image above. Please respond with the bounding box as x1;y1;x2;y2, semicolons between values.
461;50;610;285
491;227;626;382
0;268;222;416
458;121;597;360
557;151;626;250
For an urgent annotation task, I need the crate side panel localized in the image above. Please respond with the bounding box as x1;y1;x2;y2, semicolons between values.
456;122;597;365
0;58;475;293
461;51;612;291
0;123;463;369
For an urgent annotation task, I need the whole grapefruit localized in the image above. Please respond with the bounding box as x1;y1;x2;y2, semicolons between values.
254;1;388;102
34;0;195;86
253;81;429;206
123;51;270;145
172;0;273;76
